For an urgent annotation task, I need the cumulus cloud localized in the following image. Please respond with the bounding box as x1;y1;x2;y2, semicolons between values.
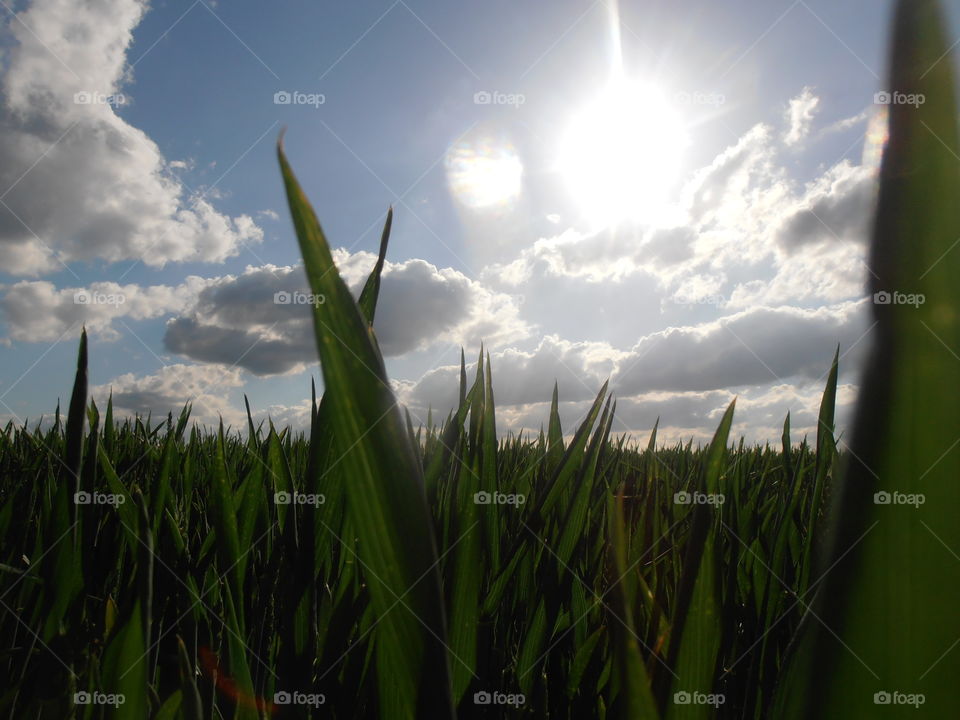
0;277;211;341
419;378;857;448
163;255;528;375
400;300;868;421
91;362;321;431
483;115;874;328
484;124;787;293
612;301;869;395
784;87;820;146
400;335;626;415
610;381;857;445
0;0;263;276
91;363;246;427
0;43;875;445
822;108;870;136
775;161;875;251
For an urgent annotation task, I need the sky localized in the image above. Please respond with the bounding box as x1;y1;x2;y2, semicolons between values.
1;0;957;444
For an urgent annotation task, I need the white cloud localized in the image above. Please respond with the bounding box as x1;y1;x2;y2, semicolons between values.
612;301;868;395
784;86;820;146
482;114;876;331
400;334;626;415
0;0;263;275
775;160;875;251
0;277;212;341
1;57;875;444
163;254;529;375
452;378;858;447
91;363;247;427
822;108;870;135
400;300;867;415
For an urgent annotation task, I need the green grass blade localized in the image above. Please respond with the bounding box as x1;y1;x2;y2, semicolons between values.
663;400;733;718
358;206;392;324
608;493;660;719
278;137;454;720
776;1;960;716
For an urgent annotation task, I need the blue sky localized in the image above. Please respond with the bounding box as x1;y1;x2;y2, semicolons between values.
1;0;957;441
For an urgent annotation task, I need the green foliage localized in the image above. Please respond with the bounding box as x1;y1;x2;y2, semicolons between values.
774;0;960;716
1;5;956;715
0;327;841;718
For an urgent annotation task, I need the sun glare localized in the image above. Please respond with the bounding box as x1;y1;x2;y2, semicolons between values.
558;77;689;227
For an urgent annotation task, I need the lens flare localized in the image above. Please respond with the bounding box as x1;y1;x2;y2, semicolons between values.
862;105;890;170
446;137;523;209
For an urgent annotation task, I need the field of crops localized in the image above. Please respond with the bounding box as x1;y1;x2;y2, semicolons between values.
2;0;960;717
0;316;844;719
0;329;841;719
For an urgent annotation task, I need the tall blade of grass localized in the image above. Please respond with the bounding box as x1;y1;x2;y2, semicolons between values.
177;636;203;720
486;382;609;614
101;494;152;720
100;601;149;719
234;451;264;583
211;422;244;620
546;381;564;475
63;327;87;492
358;206;392;324
480;353;501;572
104;389;115;453
266;426;294;533
39;328;86;641
278;137;454;719
781;412;791;477
556;396;612;566
775;0;960;716
221;584;258;720
151;431;176;536
516;596;549;697
608;493;660;719
663;400;734;719
798;348;838;592
530;381;609;523
97;446;139;552
446;447;482;704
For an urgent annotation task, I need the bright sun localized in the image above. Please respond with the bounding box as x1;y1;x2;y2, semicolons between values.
558;77;689;227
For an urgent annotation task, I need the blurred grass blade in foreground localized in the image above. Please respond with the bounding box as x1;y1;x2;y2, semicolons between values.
774;0;960;716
